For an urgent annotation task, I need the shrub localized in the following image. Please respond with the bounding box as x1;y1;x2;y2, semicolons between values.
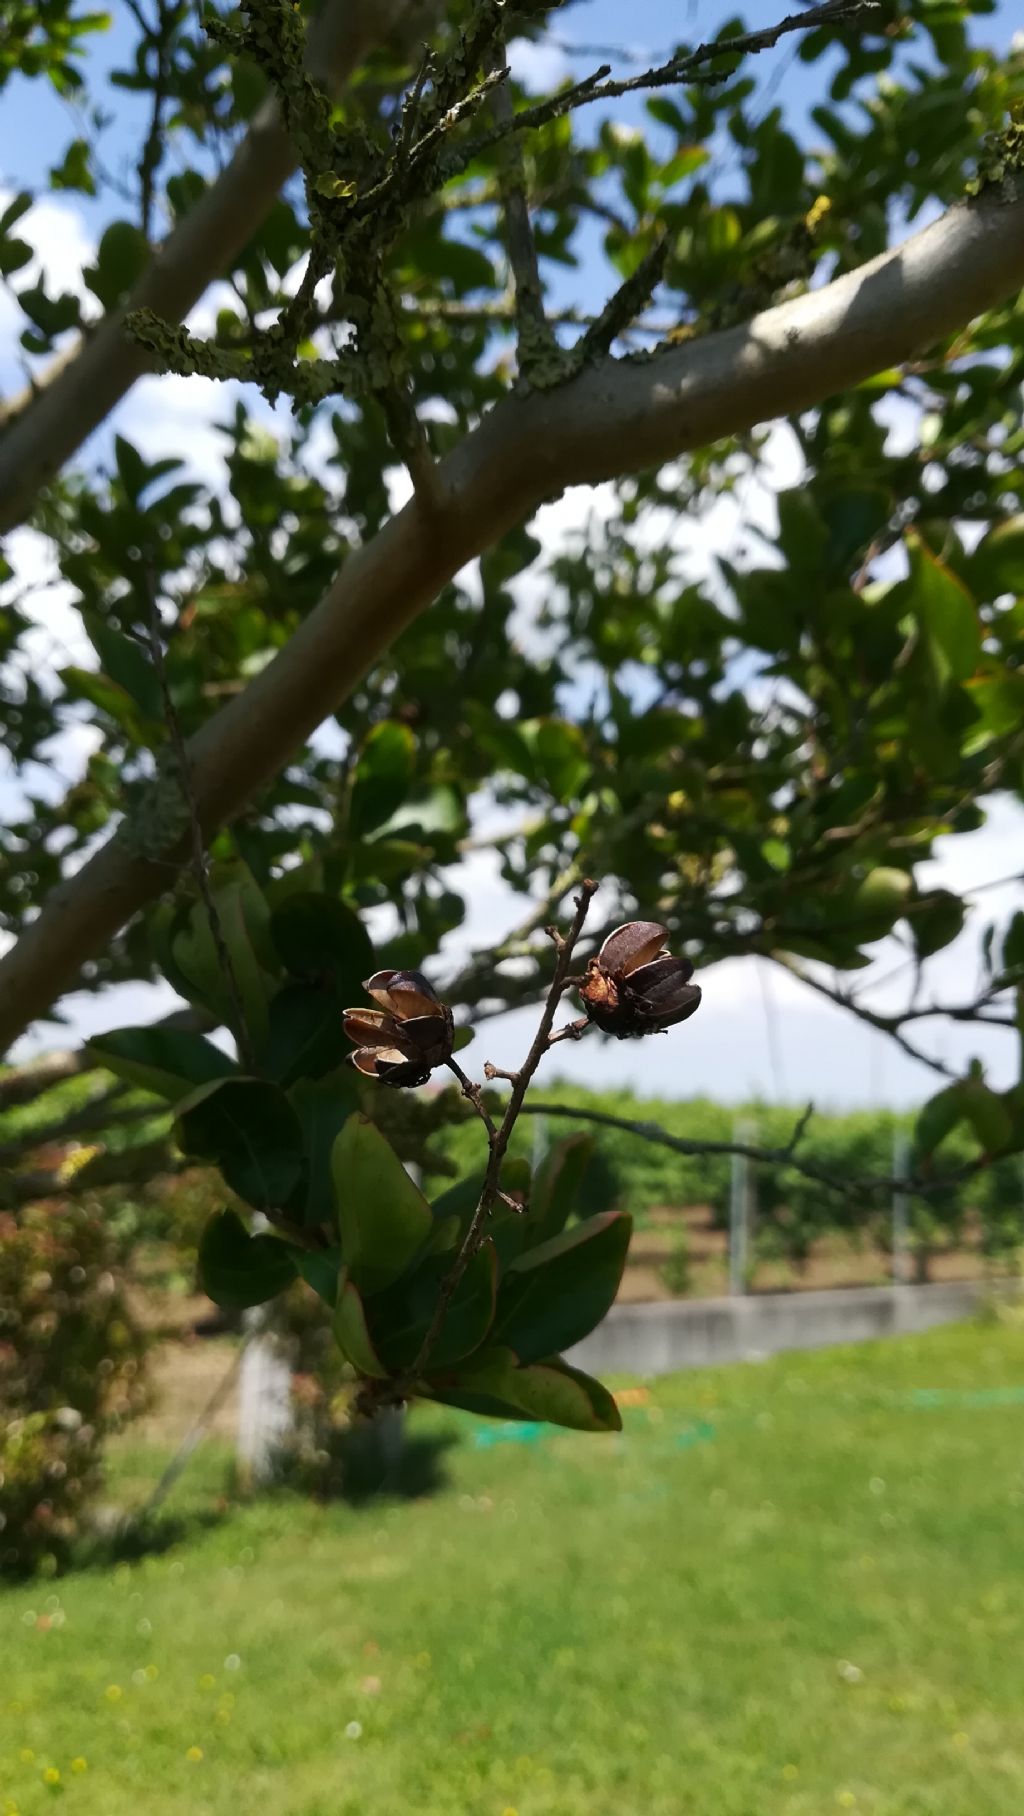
0;1201;149;1576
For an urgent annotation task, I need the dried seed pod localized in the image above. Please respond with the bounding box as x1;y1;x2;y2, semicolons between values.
343;969;454;1087
577;921;701;1039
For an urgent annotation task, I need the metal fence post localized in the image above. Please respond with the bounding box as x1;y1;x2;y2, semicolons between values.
892;1130;910;1287
729;1118;754;1296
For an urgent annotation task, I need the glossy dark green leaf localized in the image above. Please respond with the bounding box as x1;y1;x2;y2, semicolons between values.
332;1115;432;1293
269;892;373;993
490;1212;632;1364
430;1158;530;1245
198;1208;298;1308
297;1247;342;1305
528;1134;595;1246
423;1345;621;1431
365;1242;497;1372
289;1074;359;1225
263;980;351;1085
87;1025;234;1103
176;1077;305;1209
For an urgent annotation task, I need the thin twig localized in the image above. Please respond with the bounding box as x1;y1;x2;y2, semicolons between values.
144;579;257;1072
488;36;552;369
517;1099;994;1203
771;955;959;1080
445;1055;498;1140
138;0;174;241
405;879;599;1386
459;0;879;166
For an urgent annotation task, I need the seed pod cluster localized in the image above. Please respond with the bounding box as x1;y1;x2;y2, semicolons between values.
576;921;701;1039
343;970;454;1087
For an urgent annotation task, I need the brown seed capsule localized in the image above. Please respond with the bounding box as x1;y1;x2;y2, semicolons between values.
343;969;454;1087
577;921;701;1040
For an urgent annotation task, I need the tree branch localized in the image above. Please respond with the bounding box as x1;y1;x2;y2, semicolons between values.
769;954;960;1079
3;184;1024;1051
0;0;439;535
518;1099;987;1204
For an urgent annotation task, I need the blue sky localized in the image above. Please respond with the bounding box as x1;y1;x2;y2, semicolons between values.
2;2;1023;1108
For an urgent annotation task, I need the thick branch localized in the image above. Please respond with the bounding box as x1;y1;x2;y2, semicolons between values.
3;186;1024;1052
0;0;434;534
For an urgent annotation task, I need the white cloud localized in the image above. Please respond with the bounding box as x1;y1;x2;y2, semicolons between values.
0;190;95;390
507;36;573;92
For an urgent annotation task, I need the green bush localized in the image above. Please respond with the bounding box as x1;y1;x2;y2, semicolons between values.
0;1202;149;1576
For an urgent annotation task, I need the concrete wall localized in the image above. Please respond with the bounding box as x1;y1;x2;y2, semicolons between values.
567;1280;1011;1379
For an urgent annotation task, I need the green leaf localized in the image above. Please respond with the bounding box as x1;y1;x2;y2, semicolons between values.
424;1346;621;1431
427;1214;461;1254
331;1115;432;1293
1003;911;1024;975
263;981;351;1086
297;1247;342;1304
520;719;590;803
849;868;912;941
50;137;95;194
370;785;464;844
367;1242;498;1371
347;838;428;883
961;1077;1013;1154
176;1077;305;1209
528;1134;594;1246
491;1213;632;1364
87;1025;234;1103
911;889;965;960
198;1209;297;1308
965;515;1024;602
907;532;981;683
430;1159;530;1243
171;861;275;1047
83;219;149;309
914;1084;963;1161
0;192;32;235
349;722;416;839
269;892;373;994
657;145;709;191
289;1074;358;1226
335;1275;389;1376
58;665;147;736
509;1357;621;1432
82;614;162;719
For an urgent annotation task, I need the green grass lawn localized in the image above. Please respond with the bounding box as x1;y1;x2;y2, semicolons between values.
5;1319;1024;1816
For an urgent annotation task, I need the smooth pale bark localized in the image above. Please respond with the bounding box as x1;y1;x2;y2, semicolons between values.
2;187;1023;1054
0;0;430;532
